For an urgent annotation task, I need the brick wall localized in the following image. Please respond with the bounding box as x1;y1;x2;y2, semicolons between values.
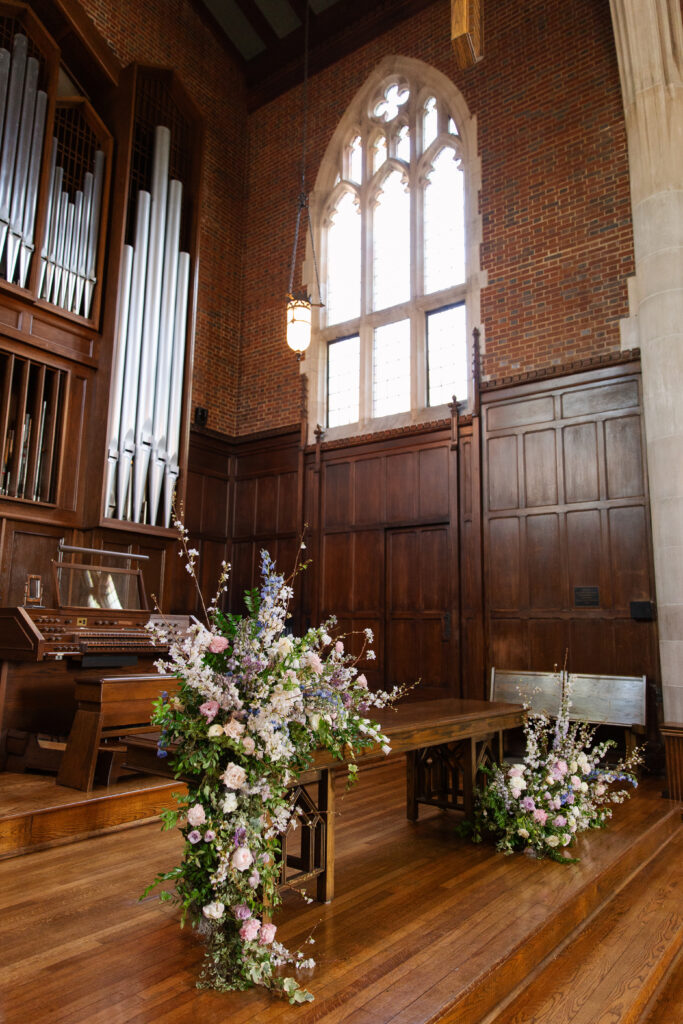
78;0;247;437
240;0;634;433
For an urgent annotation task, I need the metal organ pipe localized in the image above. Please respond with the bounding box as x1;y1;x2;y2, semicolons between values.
19;88;47;288
148;177;183;525
6;54;39;283
83;149;105;318
132;125;170;523
0;34;28;263
117;188;151;519
74;171;93;315
106;243;134;517
42;162;62;300
163;250;190;528
0;49;11;147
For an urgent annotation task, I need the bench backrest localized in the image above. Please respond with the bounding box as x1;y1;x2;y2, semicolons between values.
490;669;646;728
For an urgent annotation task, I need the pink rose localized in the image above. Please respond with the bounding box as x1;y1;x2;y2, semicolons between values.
259;922;277;945
335;640;344;654
248;870;260;889
232;846;254;872
199;700;219;722
221;762;247;789
304;651;323;675
233;903;252;920
356;673;368;689
242;736;256;755
187;804;206;827
533;809;548;825
208;635;229;654
239;918;261;943
204;830;216;842
553;815;567;828
187;830;202;844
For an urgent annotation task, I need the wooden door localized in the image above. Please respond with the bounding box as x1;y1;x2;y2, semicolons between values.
385;525;458;700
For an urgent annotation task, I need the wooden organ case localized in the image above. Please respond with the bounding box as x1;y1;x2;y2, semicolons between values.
0;545;171;790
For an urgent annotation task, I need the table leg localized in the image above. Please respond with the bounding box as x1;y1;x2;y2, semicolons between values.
315;768;335;903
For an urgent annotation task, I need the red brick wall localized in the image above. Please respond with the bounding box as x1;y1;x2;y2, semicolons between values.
78;0;246;436
240;0;634;433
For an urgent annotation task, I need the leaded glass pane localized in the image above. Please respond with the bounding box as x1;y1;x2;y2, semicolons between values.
373;171;410;310
424;148;465;292
373;319;410;417
326;191;361;325
427;304;467;406
328;335;360;427
423;96;438;149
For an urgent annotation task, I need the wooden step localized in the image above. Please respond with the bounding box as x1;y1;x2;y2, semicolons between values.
640;943;683;1023
486;826;683;1024
0;772;186;859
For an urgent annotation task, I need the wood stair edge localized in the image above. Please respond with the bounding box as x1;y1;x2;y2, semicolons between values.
637;939;683;1023
0;777;182;825
434;809;682;1024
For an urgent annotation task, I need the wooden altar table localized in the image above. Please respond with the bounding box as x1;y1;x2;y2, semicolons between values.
124;697;524;903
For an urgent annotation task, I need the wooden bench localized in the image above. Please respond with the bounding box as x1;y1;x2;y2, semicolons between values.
57;673;174;792
490;669;646;755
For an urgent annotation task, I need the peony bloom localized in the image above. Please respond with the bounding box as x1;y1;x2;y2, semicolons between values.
199;700;220;722
259;922;277;945
207;724;224;738
239;918;260;943
208;635;229;654
187;830;202;844
233;904;252;920
533;808;548;825
552;815;567;828
520;796;536;812
570;775;582;789
232;846;254;871
222;792;238;814
222;763;247;790
242;736;256;756
187;804;206;827
202;901;225;921
508;764;525;778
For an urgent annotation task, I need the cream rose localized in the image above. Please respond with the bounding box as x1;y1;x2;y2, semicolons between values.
222;762;247;789
202;901;225;920
232;846;254;872
207;723;224;738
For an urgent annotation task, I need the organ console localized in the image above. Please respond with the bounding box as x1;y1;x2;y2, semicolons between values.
0;544;173;789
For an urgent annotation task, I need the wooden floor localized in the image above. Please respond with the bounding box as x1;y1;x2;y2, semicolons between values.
0;760;681;1024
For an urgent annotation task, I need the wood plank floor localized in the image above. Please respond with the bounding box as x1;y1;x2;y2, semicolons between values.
0;761;679;1024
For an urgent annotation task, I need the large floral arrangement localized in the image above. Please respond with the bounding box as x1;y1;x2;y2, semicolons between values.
145;521;408;1003
465;668;642;863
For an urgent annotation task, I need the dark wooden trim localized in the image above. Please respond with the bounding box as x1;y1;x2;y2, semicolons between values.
481;349;641;394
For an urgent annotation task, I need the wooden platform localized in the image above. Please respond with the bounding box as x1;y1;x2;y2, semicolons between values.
0;760;681;1024
0;771;185;858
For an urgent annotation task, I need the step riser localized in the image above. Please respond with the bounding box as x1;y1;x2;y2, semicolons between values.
434;812;682;1024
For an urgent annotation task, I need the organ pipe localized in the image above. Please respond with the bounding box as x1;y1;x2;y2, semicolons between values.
106;125;191;528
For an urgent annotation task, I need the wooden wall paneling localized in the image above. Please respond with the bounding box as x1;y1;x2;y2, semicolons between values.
2;521;64;605
233;477;257;538
354;456;384;525
321;532;353;614
323;460;352;529
55;368;88;512
459;422;485;699
386;451;417;522
277;471;298;534
255;474;278;536
482;362;659;726
418;446;449;520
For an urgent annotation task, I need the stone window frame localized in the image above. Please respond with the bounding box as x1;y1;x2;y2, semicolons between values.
302;56;486;443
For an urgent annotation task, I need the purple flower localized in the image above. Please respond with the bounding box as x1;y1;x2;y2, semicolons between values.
204;830;216;842
187;830;202;844
156;748;168;759
234;826;247;847
233;903;252;920
248;870;260;889
520;796;535;812
552;815;567;828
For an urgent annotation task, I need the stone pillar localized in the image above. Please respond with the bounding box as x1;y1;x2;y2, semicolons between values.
610;0;683;726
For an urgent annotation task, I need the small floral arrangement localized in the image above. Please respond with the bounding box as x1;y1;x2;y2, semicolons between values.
144;518;408;1003
464;667;643;863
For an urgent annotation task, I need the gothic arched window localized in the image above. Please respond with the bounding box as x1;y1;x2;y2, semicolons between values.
305;58;483;437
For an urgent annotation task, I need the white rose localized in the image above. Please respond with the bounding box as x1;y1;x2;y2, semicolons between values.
569;760;578;774
242;736;256;755
202;901;225;920
207;724;224;738
510;778;526;791
546;835;560;847
273;636;293;660
224;719;245;739
232;846;254;871
222;792;238;814
580;781;589;793
308;712;321;731
517;827;529;839
222;762;247;789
